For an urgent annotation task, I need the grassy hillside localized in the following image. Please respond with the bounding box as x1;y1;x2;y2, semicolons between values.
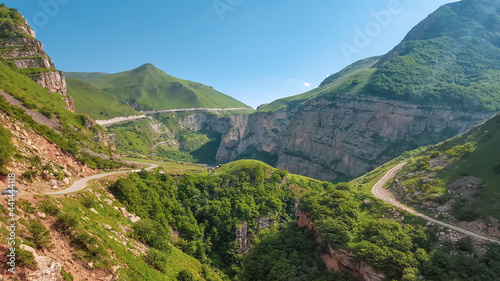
381;112;500;221
83;63;251;111
64;71;109;80
66;77;141;120
260;0;500;113
258;57;377;112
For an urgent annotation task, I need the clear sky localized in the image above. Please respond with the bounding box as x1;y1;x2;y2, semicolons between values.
2;0;457;108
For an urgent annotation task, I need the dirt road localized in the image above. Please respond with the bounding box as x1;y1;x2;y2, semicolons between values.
371;163;500;244
46;162;159;195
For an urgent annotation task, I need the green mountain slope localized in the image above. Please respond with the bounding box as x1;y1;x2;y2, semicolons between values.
261;0;500;112
82;63;251;111
66;77;141;120
64;71;110;80
258;56;380;112
385;112;500;221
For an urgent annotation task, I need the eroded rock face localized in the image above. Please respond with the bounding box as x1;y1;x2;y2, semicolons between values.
0;17;74;112
20;244;64;281
297;211;385;281
216;94;494;181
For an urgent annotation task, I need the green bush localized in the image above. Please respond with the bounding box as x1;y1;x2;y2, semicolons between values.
55;212;79;232
27;220;53;249
80;194;97;208
15;247;37;270
145;248;169;273
446;143;475;158
0;123;14;169
38;200;60;216
21;170;37;182
177;270;196;281
60;267;74;281
132;219;172;252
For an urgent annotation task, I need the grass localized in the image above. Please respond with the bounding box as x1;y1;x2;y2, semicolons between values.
83;63;251;111
66;77;141;120
52;189;204;280
123;157;206;175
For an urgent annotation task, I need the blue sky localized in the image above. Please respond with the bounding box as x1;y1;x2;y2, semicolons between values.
3;0;457;108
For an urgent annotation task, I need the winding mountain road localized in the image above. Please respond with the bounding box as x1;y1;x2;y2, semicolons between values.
371;163;500;244
46;162;159;195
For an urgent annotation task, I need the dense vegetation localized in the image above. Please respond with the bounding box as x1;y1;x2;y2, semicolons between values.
109;112;222;164
70;63;251;111
260;0;500;113
0;4;26;40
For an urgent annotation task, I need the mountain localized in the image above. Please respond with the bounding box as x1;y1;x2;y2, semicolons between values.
0;4;123;183
389;112;500;224
66;77;141;120
209;0;500;181
0;4;74;112
67;63;252;111
64;71;109;80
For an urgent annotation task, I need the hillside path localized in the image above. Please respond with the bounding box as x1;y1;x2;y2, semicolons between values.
371;163;500;244
45;162;158;195
95;107;253;127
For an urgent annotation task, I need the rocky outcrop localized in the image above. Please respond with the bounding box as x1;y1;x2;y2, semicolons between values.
297;211;385;281
235;221;250;254
0;16;74;112
20;244;64;281
216;94;494;181
235;215;275;254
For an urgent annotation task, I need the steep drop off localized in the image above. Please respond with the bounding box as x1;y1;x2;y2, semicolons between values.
211;0;500;181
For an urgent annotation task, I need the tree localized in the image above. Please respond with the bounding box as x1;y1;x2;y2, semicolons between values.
27;220;53;249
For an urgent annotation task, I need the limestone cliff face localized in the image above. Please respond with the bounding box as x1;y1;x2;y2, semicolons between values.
0;17;74;112
216;94;494;181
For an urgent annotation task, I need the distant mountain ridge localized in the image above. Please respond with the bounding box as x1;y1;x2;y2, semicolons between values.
212;0;500;181
66;63;252;112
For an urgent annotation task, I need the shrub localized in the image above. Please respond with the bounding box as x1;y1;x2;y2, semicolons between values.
0;123;14;168
38;200;60;216
21;170;37;182
446;143;475;158
27;220;53;249
178;270;196;281
16;247;37;270
145;248;169;273
132;219;172;252
60;267;74;281
429;151;441;159
55;212;78;232
80;194;97;208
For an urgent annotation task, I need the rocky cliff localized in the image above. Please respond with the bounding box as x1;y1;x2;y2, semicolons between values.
297;210;385;281
215;94;494;181
0;15;74;112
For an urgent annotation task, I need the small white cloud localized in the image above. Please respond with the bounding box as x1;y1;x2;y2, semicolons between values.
290;79;311;87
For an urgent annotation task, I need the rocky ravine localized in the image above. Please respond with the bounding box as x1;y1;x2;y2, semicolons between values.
0;16;74;112
176;94;493;181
